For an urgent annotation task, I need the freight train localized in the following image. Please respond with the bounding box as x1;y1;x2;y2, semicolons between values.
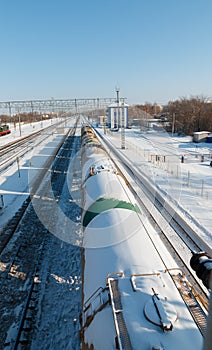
0;124;11;136
80;124;206;350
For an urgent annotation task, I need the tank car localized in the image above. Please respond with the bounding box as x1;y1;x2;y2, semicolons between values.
80;125;204;350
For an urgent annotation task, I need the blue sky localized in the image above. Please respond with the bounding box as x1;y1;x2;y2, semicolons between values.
0;0;211;105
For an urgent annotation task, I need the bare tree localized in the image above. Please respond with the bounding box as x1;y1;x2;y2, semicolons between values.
167;96;212;135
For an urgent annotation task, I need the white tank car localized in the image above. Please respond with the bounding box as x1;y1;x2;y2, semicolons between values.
80;125;204;350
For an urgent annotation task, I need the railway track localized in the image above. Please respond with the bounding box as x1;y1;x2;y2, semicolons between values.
95;129;210;311
0;123;70;251
0;122;79;349
1;121;210;348
0;121;66;173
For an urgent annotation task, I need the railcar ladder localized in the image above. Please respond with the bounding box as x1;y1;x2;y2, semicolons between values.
108;278;133;350
81;286;109;329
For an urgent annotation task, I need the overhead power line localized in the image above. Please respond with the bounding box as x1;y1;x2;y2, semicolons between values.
0;97;126;115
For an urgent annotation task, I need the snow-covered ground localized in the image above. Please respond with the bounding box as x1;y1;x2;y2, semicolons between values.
96;127;212;248
0;118;68;232
1;122;211;247
0;118;83;349
1;119;211;349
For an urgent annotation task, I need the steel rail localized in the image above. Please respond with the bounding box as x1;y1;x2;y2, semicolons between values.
0;121;66;172
0;124;78;349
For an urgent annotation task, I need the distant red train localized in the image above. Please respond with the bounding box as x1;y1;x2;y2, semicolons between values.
0;124;11;136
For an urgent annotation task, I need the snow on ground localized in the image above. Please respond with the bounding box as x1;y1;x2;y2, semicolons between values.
97;127;212;248
0;120;211;349
0;118;82;349
0;118;68;232
1;122;211;246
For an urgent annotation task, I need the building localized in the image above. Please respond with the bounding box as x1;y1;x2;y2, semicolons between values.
107;102;129;129
206;133;212;143
193;131;210;143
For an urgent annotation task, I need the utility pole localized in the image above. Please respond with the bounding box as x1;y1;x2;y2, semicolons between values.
116;87;125;149
18;112;22;137
31;101;34;124
8;102;12;125
172;113;175;136
121;103;125;149
16;107;22;137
